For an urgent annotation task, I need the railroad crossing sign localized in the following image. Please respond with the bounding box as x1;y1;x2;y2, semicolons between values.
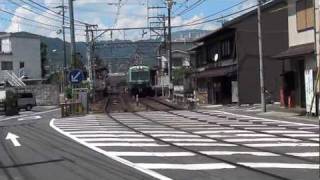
69;69;84;84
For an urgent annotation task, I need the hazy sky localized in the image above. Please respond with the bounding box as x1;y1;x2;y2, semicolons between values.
0;0;258;41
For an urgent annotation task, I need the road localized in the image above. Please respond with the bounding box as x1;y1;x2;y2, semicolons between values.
0;106;319;180
0;108;157;180
49;109;319;180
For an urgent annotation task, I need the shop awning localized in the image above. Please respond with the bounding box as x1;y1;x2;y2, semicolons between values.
274;43;314;59
195;65;236;78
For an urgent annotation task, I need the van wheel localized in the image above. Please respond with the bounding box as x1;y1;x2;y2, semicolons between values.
25;105;32;111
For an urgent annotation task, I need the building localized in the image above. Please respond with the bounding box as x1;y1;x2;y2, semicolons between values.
156;41;195;95
0;32;42;82
275;0;318;113
191;0;288;105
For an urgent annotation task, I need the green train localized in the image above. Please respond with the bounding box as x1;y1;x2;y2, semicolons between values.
127;65;154;97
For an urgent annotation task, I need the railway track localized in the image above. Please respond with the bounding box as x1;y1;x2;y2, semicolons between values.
138;98;318;163
103;97;319;179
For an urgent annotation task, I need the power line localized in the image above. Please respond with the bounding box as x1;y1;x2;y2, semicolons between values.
25;0;89;25
8;0;66;25
174;0;206;16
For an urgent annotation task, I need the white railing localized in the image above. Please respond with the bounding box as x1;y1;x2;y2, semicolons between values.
0;70;26;87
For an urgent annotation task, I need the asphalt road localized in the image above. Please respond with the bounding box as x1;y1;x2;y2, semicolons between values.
49;109;319;180
0;108;157;180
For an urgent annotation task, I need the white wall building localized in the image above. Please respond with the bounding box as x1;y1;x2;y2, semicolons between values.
0;32;42;80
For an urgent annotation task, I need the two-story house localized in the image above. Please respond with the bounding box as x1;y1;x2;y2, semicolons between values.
0;32;42;82
191;0;288;105
275;0;318;113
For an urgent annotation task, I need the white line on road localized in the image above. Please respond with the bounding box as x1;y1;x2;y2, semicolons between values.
286;152;319;157
136;163;236;170
90;143;169;147
238;163;319;169
106;152;195;157
0;108;59;122
245;143;319;147
161;138;216;142
50;119;173;180
224;138;300;142
80;138;155;142
174;143;237;147
201;151;278;156
74;134;145;138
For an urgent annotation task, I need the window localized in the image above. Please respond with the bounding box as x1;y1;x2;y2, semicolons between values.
221;40;232;58
20;62;25;68
296;0;314;31
1;61;13;70
0;39;12;53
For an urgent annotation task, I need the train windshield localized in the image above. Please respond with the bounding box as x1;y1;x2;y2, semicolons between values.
131;71;149;81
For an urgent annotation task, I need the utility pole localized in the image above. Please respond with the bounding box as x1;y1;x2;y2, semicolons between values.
55;1;67;87
257;0;266;112
68;0;76;68
167;0;173;98
85;25;98;102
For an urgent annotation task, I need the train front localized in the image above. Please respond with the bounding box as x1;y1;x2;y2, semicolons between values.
128;66;153;97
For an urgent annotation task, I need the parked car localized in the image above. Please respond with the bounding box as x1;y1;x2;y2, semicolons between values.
17;92;36;111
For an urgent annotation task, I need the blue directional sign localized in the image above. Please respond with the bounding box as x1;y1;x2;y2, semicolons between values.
69;69;84;84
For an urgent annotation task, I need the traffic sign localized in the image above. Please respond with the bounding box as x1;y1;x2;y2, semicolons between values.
69;69;84;84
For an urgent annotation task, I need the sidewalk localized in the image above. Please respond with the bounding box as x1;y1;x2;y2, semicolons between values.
199;103;319;125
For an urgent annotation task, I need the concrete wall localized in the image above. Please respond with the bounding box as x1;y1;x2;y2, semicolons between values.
288;0;314;47
24;85;59;106
0;37;41;79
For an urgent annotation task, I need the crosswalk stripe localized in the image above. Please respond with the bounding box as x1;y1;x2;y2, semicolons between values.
136;163;236;170
80;138;155;142
286;152;319;157
106;152;195;157
90;143;169;147
201;151;278;156
224;138;300;142
238;163;319;169
245;143;319;147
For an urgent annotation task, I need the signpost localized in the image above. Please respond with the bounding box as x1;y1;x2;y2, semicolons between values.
69;69;84;84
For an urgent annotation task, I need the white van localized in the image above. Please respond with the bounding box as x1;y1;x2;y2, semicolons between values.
17;92;36;111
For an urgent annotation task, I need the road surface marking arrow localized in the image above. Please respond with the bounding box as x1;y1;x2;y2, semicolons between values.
6;132;21;147
71;72;81;82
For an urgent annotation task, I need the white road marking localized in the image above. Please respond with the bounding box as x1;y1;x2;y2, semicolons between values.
195;130;251;134
106;152;195;157
0;108;59;122
18;115;42;121
174;143;236;147
68;131;136;134
243;127;286;130
224;138;300;142
235;134;275;137
50;119;173;180
90;143;169;147
136;163;235;170
80;138;154;142
161;138;215;142
263;130;312;134
143;131;186;134
74;134;145;138
286;152;319;157
5;132;21;147
284;134;319;137
201;151;278;156
239;163;319;169
151;134;200;138
245;143;319;147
